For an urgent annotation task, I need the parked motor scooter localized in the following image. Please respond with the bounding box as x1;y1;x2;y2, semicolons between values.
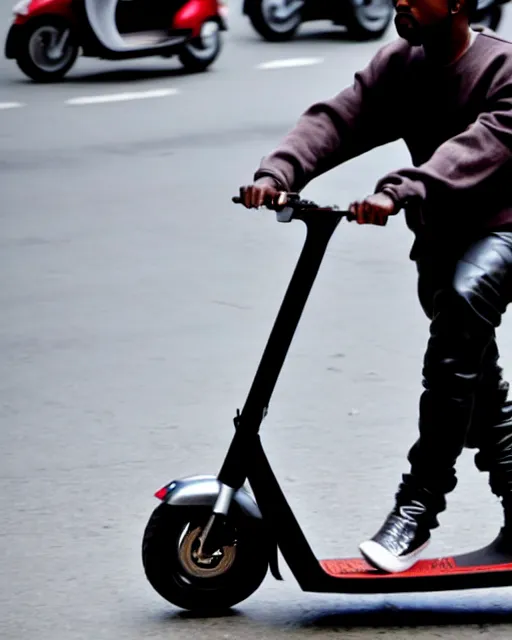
5;0;228;83
243;0;510;42
244;0;393;41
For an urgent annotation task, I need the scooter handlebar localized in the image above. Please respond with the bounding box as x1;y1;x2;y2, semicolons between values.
231;195;355;223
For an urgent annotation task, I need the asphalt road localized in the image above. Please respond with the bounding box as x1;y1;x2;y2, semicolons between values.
2;4;512;640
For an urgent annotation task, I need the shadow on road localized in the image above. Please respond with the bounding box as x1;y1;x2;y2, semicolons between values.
293;28;369;43
151;598;512;634
64;66;202;84
303;603;512;629
5;64;219;87
231;25;364;46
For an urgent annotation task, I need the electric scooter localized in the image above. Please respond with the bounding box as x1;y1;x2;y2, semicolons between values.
142;194;512;612
5;0;228;82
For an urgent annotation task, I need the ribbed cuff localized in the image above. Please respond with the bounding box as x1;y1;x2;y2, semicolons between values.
377;185;401;214
253;171;287;191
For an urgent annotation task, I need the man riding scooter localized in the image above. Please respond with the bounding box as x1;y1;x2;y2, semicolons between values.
239;0;512;573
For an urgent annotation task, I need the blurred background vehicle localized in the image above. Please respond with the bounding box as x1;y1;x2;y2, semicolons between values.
243;0;393;41
5;0;228;82
242;0;510;42
473;0;510;29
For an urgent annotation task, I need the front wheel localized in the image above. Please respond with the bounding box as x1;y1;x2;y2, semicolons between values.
142;504;269;611
344;0;393;41
15;18;78;82
178;20;222;72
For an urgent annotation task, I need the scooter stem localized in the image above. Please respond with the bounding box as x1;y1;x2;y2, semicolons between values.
217;210;344;492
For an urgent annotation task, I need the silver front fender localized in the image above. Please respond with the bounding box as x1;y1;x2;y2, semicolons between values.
156;475;263;520
155;474;282;581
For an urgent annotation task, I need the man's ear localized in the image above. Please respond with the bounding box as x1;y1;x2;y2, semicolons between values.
450;0;462;13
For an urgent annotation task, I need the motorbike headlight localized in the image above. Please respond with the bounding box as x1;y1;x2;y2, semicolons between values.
13;0;31;16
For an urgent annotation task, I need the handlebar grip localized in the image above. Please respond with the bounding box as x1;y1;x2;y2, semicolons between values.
232;194;298;206
232;195;355;221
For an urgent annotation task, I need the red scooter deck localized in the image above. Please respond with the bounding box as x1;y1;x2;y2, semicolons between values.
317;530;512;591
320;557;512;578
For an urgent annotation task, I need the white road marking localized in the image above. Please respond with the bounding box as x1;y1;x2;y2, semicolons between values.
256;57;324;70
65;88;180;106
3;56;325;110
0;102;25;110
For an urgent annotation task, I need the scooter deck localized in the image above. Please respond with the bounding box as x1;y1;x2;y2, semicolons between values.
321;557;512;578
317;538;512;592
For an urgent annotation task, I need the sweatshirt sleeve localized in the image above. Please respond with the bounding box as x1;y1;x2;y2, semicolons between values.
376;57;512;209
253;42;406;192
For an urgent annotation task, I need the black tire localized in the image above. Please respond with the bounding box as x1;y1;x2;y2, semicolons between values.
344;0;393;41
142;504;269;611
15;17;78;83
178;21;222;72
246;0;302;42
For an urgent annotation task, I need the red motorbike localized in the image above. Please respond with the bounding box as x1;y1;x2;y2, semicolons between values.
5;0;228;82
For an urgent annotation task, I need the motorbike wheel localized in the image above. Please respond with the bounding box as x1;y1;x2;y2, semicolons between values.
178;20;222;72
472;6;503;30
246;0;303;42
344;0;393;40
15;18;78;83
142;503;269;611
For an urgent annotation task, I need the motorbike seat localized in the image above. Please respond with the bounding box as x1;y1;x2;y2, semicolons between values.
84;0;187;52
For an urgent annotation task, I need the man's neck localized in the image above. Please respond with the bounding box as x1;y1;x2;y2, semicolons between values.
423;22;473;65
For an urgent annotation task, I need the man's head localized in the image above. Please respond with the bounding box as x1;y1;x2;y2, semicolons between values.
393;0;474;46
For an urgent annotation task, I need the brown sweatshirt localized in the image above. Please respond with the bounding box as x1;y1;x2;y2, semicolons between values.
254;28;512;242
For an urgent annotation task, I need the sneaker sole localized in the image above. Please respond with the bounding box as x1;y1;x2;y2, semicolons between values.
358;538;431;574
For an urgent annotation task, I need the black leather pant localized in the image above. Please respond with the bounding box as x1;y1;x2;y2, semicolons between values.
398;231;512;527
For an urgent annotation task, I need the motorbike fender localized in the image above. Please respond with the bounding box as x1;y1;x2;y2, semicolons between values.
13;0;75;25
172;0;225;37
